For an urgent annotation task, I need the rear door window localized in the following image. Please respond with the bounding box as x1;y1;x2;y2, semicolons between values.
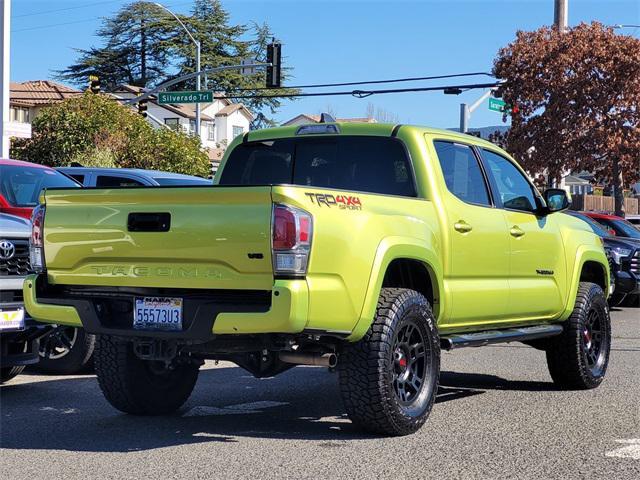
433;141;491;206
219;136;416;197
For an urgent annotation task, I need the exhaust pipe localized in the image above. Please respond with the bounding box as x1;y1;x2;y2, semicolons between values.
279;352;337;368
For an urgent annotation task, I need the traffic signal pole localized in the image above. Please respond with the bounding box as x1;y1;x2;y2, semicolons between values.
459;89;495;133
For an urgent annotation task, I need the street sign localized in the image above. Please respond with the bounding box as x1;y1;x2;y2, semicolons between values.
158;91;213;104
488;97;507;112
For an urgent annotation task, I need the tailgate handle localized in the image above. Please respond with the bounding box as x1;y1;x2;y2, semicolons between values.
127;212;171;232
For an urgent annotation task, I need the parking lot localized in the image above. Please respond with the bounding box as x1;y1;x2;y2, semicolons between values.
1;307;638;480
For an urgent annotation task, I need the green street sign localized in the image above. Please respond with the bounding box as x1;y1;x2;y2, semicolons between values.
158;91;213;104
488;97;507;112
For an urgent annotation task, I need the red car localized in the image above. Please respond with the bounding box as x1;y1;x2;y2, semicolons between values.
0;158;79;220
583;211;640;241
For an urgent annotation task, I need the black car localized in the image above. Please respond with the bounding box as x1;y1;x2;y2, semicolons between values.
567;212;640;307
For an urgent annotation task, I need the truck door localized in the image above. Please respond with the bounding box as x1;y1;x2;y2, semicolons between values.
432;140;511;327
479;148;565;319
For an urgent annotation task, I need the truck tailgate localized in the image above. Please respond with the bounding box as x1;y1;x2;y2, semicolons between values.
42;187;274;290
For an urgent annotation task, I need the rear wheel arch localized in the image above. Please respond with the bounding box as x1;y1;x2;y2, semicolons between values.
382;258;439;316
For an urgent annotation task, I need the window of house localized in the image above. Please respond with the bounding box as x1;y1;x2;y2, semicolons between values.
232;125;244;138
10;106;30;123
164;118;179;131
433;141;491;206
205;121;215;141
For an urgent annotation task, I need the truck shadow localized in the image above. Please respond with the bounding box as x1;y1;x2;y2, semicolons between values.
0;366;554;452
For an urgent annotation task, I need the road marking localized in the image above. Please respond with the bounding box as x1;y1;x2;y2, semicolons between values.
183;401;289;417
605;439;640;460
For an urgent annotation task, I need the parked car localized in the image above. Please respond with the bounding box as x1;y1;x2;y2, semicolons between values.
0;159;79;220
625;214;640;228
24;122;612;436
0;158;95;375
583;212;640;240
567;211;639;306
0;213;53;383
56;167;212;187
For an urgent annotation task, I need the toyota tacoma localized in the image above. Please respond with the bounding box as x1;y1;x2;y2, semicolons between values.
24;122;611;435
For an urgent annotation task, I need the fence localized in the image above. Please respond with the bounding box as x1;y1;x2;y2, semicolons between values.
570;194;640;215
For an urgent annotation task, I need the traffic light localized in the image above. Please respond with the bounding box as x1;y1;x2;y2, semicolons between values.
138;99;148;118
89;75;100;94
266;41;282;88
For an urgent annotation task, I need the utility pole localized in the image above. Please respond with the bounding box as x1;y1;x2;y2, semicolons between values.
1;0;10;158
554;0;568;31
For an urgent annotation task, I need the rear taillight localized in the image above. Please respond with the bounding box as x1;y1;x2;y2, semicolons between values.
272;204;313;276
29;204;46;273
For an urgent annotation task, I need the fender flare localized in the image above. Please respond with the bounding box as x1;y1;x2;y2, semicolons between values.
346;236;444;341
559;245;610;321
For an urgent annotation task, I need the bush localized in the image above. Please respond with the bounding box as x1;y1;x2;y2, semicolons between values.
11;92;210;177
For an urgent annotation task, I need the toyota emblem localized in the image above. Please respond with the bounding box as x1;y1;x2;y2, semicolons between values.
0;240;16;260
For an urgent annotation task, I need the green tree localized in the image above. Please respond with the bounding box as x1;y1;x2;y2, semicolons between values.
57;1;174;90
11;93;210;178
58;0;298;122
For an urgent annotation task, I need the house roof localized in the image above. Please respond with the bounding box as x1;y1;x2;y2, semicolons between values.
563;174;591;185
10;80;81;107
282;114;377;125
215;103;254;119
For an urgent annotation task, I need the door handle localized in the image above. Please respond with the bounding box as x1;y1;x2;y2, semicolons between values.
454;221;472;233
510;226;525;238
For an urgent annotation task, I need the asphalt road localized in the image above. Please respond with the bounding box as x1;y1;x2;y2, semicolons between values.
1;308;639;480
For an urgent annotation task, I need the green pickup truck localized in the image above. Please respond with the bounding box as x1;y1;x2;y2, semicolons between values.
24;122;611;436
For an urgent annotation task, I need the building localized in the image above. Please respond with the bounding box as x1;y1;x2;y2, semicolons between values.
282;114;377;126
112;85;253;167
8;80;81;138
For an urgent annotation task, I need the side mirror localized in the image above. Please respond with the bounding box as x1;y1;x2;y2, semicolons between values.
543;188;571;213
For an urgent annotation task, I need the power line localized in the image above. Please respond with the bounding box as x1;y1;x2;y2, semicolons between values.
11;1;193;33
9;71;496;95
228;72;494;91
13;0;122;18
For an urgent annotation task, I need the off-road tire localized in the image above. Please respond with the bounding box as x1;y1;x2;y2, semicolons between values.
94;335;199;415
546;282;610;389
1;366;25;384
339;288;440;436
36;328;95;375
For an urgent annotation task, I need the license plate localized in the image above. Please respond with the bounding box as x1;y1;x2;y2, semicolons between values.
133;297;183;331
0;308;25;331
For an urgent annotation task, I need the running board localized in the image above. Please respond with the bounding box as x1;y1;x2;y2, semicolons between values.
440;324;563;350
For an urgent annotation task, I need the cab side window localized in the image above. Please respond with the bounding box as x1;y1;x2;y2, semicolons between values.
480;149;539;213
433;141;490;206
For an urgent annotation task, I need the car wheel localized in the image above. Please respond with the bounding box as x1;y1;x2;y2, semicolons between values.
339;288;440;436
36;327;95;375
546;282;611;389
94;335;200;415
1;366;25;384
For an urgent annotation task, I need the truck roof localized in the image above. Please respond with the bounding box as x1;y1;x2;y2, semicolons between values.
245;122;500;150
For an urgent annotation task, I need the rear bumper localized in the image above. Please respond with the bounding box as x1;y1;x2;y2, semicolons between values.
23;274;309;340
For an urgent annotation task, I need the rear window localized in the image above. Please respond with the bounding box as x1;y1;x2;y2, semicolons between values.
218;136;416;197
0;164;78;207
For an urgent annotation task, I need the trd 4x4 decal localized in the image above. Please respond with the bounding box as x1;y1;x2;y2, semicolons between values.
305;192;362;210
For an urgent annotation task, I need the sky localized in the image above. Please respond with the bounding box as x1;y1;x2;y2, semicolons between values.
8;0;640;129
